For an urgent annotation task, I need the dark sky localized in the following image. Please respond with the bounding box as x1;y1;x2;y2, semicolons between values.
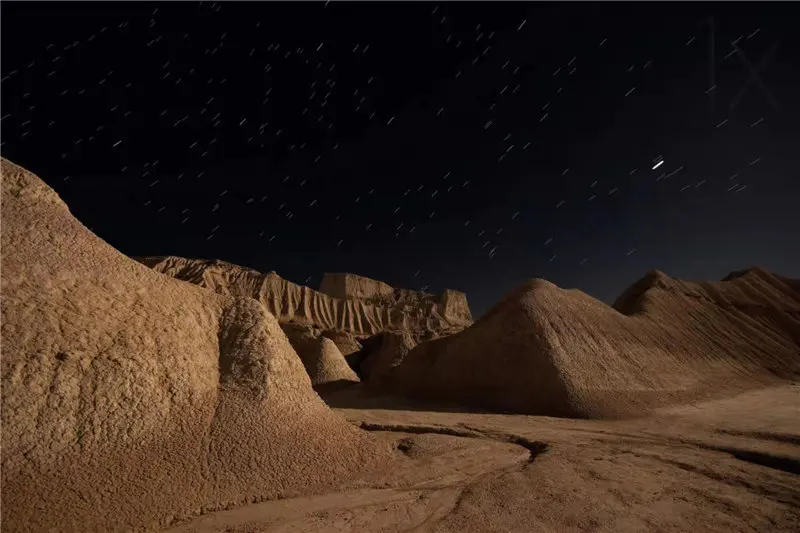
2;1;799;317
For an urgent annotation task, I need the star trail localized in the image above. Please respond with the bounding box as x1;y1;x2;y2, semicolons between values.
2;1;798;315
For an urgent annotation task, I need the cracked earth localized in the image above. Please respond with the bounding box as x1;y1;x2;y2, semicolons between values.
163;384;800;533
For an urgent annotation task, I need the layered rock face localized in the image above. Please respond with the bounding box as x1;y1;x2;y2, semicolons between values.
0;159;392;533
319;273;473;326
319;272;396;301
138;257;473;337
384;271;800;418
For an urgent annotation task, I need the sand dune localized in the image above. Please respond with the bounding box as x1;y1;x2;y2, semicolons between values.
138;256;472;337
0;158;394;533
383;272;800;418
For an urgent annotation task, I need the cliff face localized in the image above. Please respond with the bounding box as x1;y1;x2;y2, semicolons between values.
137;258;473;337
384;271;800;418
319;272;473;324
319;272;396;302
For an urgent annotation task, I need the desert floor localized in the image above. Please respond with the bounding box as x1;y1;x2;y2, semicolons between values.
164;383;800;533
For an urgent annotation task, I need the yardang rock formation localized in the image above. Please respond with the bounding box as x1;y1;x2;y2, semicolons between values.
0;158;393;533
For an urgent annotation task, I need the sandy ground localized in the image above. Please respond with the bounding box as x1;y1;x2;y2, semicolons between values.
163;383;800;533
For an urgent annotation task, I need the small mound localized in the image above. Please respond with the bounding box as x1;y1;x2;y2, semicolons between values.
0;159;388;533
386;272;800;418
282;324;360;386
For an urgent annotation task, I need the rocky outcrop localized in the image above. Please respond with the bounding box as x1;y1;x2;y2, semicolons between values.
137;257;473;337
360;332;419;384
320;330;364;358
319;272;473;326
319;272;396;302
384;271;800;418
281;324;361;386
0;158;392;533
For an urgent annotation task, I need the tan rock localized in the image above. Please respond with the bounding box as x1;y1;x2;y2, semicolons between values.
319;272;395;301
0;158;391;533
320;272;474;327
139;258;473;337
281;324;360;386
388;272;800;418
320;329;363;358
360;332;419;384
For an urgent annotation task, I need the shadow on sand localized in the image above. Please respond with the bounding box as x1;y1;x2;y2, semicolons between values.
315;382;498;414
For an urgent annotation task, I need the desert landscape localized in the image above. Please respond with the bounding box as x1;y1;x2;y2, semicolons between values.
2;156;799;533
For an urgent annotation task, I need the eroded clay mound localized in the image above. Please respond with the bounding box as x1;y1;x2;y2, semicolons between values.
321;329;364;359
0;158;390;533
387;274;800;418
138;257;473;336
281;324;361;386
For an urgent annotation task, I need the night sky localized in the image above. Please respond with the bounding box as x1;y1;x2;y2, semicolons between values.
2;2;799;317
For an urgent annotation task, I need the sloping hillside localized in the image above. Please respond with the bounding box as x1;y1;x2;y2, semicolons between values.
385;271;800;418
